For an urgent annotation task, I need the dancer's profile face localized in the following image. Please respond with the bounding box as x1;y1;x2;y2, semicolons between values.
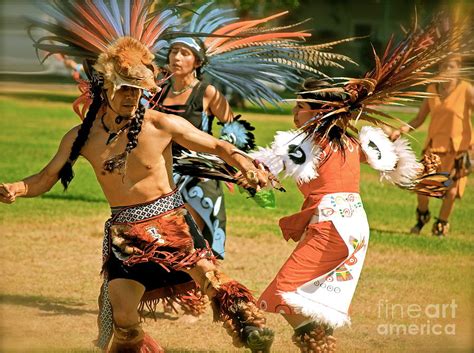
107;86;141;118
168;44;200;76
292;97;317;128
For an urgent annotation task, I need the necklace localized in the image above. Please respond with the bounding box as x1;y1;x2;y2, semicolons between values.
171;78;198;95
101;113;131;145
115;115;125;124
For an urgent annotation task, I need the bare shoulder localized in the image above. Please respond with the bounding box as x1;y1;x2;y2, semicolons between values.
145;109;188;133
204;84;219;98
61;125;81;146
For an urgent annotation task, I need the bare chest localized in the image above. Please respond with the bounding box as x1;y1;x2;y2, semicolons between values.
81;121;171;178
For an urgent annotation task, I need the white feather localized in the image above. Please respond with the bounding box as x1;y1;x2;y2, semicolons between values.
381;138;422;186
359;126;398;171
281;291;351;328
272;130;321;183
249;147;284;177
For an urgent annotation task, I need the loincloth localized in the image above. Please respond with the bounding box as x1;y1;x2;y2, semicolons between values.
96;190;214;349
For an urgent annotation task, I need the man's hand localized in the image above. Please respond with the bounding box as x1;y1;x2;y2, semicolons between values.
389;129;401;141
0;183;25;204
235;161;272;192
242;166;268;192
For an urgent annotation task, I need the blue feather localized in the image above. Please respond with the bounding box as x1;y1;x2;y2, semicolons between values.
109;0;124;36
202;13;237;35
123;0;130;36
220;122;249;148
198;8;235;33
93;0;123;37
189;2;214;32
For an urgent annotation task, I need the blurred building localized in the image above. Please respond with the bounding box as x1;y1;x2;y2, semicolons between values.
0;0;69;78
287;0;471;76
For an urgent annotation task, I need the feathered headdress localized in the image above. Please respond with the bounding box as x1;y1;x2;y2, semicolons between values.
268;10;473;198
294;10;473;138
28;0;180;117
158;1;356;108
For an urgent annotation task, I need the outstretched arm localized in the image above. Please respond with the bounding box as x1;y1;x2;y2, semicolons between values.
0;127;78;203
157;113;267;188
390;98;430;140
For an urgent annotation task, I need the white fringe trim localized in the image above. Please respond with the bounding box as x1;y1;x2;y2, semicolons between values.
381;138;422;187
280;291;351;328
359;126;398;171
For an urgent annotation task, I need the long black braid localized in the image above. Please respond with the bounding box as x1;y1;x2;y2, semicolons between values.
103;100;146;174
59;84;103;190
125;103;146;153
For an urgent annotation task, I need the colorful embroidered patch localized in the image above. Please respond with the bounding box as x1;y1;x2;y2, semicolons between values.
335;264;353;281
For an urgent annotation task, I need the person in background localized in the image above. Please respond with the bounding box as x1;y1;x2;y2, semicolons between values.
390;56;473;237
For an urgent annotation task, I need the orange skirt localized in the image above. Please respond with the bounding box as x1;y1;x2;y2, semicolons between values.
258;221;348;315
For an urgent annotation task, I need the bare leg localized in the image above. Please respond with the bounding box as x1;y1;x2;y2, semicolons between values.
417;194;429;213
432;185;456;236
108;279;145;327
184;259;274;352
108;279;163;352
438;185;457;221
411;194;431;234
184;258;219;296
163;204;206;319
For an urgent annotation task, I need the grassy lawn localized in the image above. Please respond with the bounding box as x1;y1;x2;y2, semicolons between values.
0;83;472;352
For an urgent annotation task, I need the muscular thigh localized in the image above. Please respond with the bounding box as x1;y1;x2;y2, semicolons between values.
108;278;146;313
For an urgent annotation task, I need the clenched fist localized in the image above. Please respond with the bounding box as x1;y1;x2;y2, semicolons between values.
0;182;25;204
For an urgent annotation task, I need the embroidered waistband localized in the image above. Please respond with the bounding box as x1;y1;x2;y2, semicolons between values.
111;190;184;223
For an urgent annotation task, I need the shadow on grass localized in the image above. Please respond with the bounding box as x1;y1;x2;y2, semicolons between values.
139;311;180;321
0;91;75;104
41;193;107;204
0;293;97;316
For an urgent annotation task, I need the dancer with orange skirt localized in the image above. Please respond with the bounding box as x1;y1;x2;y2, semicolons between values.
249;13;469;351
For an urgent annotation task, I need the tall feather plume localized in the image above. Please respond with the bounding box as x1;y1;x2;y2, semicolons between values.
27;0;181;119
159;1;356;108
298;9;473;137
28;0;180;65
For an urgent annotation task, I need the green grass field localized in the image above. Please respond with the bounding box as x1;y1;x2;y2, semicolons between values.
0;83;473;352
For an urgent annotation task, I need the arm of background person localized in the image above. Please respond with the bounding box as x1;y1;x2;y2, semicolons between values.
205;84;233;123
467;83;474;111
0;127;79;203
467;83;474;150
390;98;430;140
